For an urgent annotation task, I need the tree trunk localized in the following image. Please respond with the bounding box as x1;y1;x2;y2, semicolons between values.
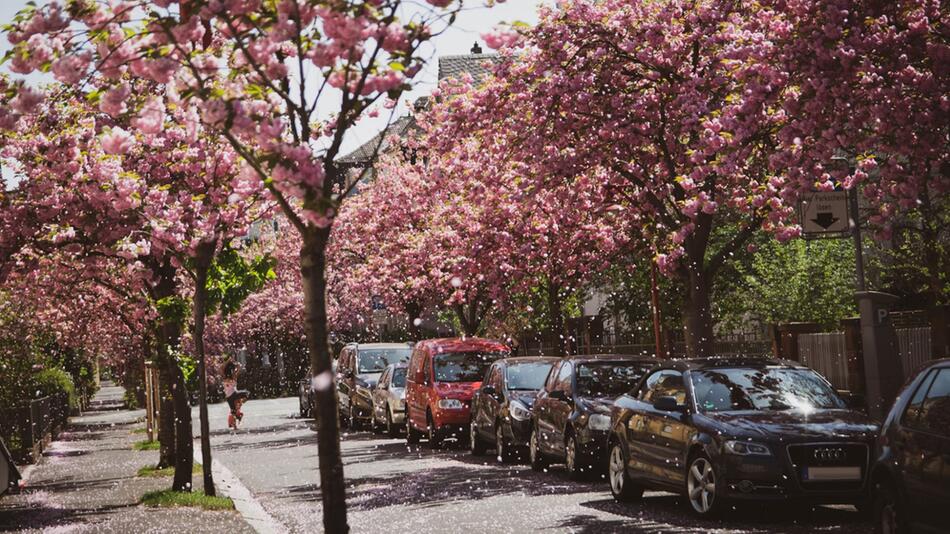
546;283;566;357
454;302;480;337
683;268;715;358
300;227;349;534
157;358;176;469
192;240;216;496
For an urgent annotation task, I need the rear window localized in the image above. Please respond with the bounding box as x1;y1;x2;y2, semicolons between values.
576;362;651;397
433;352;506;383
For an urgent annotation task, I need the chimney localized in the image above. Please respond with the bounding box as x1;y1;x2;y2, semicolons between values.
470;42;483;54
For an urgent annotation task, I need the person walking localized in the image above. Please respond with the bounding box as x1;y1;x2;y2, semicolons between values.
222;358;249;429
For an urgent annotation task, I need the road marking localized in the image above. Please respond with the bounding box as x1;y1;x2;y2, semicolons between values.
194;449;287;534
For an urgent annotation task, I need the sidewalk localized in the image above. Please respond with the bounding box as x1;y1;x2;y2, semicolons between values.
0;383;254;533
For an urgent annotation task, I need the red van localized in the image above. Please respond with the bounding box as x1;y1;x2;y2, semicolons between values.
405;338;509;446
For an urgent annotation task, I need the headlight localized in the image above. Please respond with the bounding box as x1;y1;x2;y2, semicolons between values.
724;440;772;456
588;414;611;431
509;401;532;421
438;399;464;409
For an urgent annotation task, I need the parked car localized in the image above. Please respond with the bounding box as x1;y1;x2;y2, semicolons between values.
372;363;409;438
606;357;878;517
530;354;656;479
405;337;509;446
870;358;950;534
337;342;412;428
469;356;559;462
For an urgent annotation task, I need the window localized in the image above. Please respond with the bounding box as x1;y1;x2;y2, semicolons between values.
544;363;561;392
690;367;844;412
903;370;936;427
555;362;573;393
575;362;652;397
490;365;504;389
357;348;412;374
391;367;407;388
908;368;950;437
506;361;556;391
409;349;426;384
432;352;505;383
642;370;686;404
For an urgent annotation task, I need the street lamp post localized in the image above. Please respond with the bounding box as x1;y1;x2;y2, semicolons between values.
834;156;902;420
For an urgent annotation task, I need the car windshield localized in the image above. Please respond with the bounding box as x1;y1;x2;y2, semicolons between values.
391;367;407;388
576;362;651;397
506;361;555;390
358;348;411;373
433;352;506;383
691;367;846;412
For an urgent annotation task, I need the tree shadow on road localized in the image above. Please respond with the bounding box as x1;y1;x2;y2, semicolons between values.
563;495;871;533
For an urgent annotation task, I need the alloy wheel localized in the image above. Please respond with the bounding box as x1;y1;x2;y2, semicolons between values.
608;444;624;495
687;457;717;514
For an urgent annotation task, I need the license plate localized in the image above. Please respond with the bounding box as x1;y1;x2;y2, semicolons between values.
803;466;861;481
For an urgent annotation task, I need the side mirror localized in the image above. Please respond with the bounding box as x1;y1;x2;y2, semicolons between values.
344;369;354;379
481;385;496;397
653;396;684;412
549;390;570;402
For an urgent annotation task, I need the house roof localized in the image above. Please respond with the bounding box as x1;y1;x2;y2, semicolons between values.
437;53;501;82
336;51;501;166
337;115;417;166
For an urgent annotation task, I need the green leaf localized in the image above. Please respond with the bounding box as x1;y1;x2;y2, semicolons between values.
388;62;405;72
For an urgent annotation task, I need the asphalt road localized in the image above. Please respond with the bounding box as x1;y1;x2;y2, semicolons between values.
196;397;873;534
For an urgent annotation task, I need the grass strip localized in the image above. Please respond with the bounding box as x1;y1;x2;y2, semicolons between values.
141;489;234;511
132;440;160;451
137;463;203;477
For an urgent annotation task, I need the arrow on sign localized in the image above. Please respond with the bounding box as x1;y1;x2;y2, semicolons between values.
811;212;839;229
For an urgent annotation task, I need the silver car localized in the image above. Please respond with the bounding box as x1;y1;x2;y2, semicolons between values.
372;363;407;437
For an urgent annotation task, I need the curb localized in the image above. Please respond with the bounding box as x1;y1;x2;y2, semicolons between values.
194;450;287;534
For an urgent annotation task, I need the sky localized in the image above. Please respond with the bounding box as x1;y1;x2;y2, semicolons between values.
0;1;547;185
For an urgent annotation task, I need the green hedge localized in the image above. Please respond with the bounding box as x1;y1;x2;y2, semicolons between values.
33;368;78;409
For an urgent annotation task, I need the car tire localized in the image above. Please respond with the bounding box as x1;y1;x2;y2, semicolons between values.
371;411;383;434
470;419;488;456
496;423;515;464
386;409;400;438
529;426;548;472
685;452;722;517
426;411;442;448
406;415;422;445
338;409;349;430
873;480;907;534
608;441;643;503
565;434;587;481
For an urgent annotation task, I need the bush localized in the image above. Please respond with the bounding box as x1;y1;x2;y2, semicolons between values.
33;368;78;409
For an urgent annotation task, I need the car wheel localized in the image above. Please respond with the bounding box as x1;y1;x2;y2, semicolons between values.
608;441;643;502
529;426;548;472
371;411;383;434
565;434;586;481
338;409;349;430
386;409;399;438
686;453;721;517
496;423;515;463
426;411;442;448
469;418;488;456
406;415;421;444
874;481;907;534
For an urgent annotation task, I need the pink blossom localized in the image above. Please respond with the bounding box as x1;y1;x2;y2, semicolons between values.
100;127;135;155
100;84;131;117
131;96;165;135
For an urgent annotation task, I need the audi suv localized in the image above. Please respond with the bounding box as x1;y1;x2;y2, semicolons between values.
606;358;878;517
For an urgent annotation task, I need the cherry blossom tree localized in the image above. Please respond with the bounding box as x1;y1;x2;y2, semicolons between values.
1;2;469;526
425;0;946;356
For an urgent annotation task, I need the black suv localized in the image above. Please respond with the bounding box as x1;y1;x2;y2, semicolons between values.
870;358;950;534
469;356;559;462
529;354;655;479
606;358;878;517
